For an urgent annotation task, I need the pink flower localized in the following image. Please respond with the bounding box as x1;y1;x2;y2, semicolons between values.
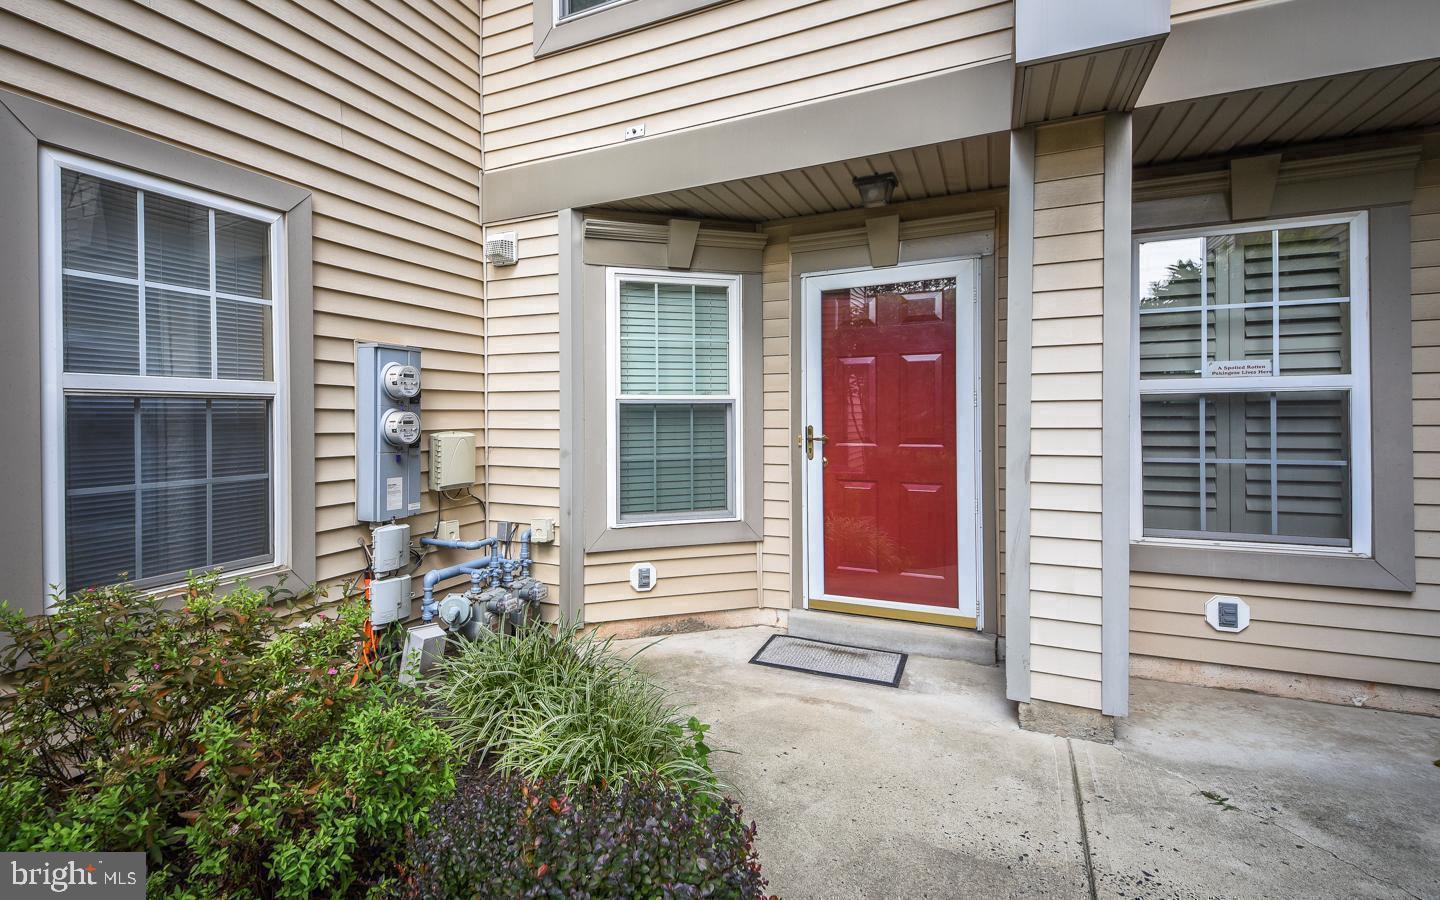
327;667;338;675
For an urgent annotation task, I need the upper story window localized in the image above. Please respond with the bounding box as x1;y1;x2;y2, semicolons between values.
1133;213;1370;552
43;151;287;592
607;269;741;527
559;0;625;19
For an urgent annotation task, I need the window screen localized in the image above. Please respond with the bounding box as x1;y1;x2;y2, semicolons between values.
1136;220;1362;547
614;276;737;523
55;164;279;590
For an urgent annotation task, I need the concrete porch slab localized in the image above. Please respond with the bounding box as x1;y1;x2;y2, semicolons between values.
618;626;1440;899
786;608;998;667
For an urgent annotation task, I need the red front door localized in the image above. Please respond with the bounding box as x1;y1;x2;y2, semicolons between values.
819;275;960;608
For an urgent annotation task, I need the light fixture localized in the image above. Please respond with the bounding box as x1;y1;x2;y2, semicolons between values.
853;172;898;208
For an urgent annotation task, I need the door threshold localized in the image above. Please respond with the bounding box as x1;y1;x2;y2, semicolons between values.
790;607;996;666
808;597;976;629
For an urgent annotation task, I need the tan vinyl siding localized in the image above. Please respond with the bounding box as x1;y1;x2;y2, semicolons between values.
485;215;562;616
583;544;761;622
1170;0;1279;22
1026;117;1107;710
1;0;488;593
1129;144;1440;691
761;237;793;610
479;0;1014;169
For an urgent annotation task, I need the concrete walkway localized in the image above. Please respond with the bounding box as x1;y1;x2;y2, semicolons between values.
618;626;1440;900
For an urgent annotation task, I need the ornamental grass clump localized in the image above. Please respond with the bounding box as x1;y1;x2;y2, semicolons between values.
0;574;454;899
425;622;719;794
391;769;767;899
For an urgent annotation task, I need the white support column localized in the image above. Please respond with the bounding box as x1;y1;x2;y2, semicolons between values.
1005;114;1131;740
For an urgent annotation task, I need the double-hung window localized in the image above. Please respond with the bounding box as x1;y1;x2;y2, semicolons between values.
42;151;287;592
608;269;741;527
1134;213;1370;552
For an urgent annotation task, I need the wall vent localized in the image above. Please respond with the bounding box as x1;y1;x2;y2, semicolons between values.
485;231;518;266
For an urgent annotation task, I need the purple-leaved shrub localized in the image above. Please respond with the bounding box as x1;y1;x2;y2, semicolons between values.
393;769;769;899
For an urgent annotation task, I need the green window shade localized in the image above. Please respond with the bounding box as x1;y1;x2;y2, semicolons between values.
618;403;730;519
619;280;730;394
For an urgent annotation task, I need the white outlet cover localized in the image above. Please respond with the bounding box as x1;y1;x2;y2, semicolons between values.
629;562;657;592
624;123;646;140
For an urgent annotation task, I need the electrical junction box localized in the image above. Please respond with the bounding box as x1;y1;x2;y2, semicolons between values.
369;575;410;626
400;623;447;685
371;523;410;574
530;517;555;543
629;562;657;592
429;431;476;492
1206;595;1250;633
357;343;423;523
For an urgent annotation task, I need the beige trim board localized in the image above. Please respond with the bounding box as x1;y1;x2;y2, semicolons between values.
1003;127;1036;704
482;60;1013;223
789;212;997;257
809;598;977;630
1131;655;1440;718
1131;196;1415;592
1139;0;1440;108
1100;112;1132;718
533;0;736;57
574;223;765;554
0;91;315;614
588;605;786;640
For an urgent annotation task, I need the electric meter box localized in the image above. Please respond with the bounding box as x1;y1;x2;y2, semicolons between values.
357;343;423;523
429;431;477;492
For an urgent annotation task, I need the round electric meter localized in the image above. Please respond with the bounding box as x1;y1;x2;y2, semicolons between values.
381;362;421;400
382;409;421;447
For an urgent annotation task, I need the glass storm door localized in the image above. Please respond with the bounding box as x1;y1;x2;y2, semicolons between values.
803;260;980;624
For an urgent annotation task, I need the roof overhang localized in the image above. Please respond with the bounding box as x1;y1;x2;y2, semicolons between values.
1011;0;1170;127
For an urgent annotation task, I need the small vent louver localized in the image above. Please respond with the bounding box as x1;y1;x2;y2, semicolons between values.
484;231;518;266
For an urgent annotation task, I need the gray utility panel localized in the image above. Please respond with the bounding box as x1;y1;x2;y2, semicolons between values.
357;342;423;523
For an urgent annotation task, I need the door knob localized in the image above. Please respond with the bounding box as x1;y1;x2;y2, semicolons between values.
804;425;829;460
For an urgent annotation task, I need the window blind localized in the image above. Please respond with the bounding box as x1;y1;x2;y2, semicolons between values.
614;276;736;523
56;165;277;590
618;404;730;517
64;397;271;589
619;280;729;394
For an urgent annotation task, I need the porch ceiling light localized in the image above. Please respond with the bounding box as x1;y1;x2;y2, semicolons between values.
853;172;898;208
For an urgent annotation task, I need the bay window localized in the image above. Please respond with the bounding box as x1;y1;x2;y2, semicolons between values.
607;269;741;527
1134;213;1370;552
43;151;287;592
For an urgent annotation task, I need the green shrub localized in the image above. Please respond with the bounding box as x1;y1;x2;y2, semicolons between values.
391;770;767;899
0;574;454;899
426;623;718;794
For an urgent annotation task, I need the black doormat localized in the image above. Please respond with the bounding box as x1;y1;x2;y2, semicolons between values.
748;634;906;687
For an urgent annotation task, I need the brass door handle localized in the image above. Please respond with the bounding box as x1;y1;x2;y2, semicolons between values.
802;425;828;460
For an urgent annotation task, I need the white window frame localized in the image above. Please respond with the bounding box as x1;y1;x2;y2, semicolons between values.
39;149;292;597
1129;210;1371;557
604;267;743;529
